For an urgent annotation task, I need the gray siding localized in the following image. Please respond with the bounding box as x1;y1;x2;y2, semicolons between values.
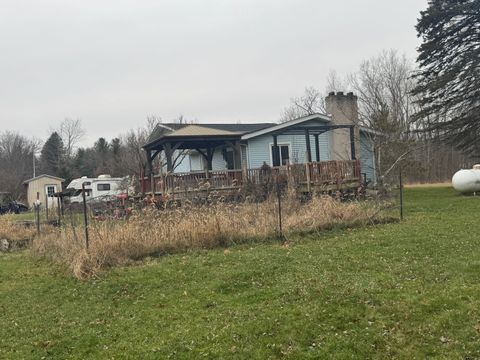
173;149;226;172
360;131;376;184
188;153;204;171
173;151;191;172
212;149;226;170
246;132;330;168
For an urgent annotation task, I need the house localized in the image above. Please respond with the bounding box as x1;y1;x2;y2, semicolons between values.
142;92;377;194
23;174;65;209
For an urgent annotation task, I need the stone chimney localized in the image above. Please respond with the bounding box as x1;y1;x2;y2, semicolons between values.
325;91;360;160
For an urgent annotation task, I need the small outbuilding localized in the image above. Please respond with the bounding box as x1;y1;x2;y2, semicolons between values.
23;174;65;209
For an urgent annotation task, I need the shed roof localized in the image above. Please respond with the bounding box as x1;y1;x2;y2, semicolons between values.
23;174;65;184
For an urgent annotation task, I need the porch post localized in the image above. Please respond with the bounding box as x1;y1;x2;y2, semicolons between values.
272;135;280;166
146;150;153;176
233;141;242;169
305;129;312;163
314;134;320;162
205;147;214;178
206;148;214;171
164;143;174;172
349;126;356;160
145;150;154;193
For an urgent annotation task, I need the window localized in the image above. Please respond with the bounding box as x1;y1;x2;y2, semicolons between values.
46;186;55;197
271;144;290;166
97;183;111;191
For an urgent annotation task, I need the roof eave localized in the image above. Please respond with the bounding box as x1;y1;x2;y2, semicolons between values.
241;113;331;140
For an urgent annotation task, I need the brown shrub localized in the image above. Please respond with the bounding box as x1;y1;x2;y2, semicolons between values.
33;195;389;279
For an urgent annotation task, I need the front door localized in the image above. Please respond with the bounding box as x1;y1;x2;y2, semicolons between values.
45;184;57;208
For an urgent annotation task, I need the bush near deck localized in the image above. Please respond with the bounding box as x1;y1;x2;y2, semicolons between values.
2;187;480;359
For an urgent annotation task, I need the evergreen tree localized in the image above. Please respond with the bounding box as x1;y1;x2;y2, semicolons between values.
39;132;65;176
72;148;96;178
93;137;111;175
412;0;480;152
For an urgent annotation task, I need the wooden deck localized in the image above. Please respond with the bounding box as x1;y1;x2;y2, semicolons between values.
142;160;362;199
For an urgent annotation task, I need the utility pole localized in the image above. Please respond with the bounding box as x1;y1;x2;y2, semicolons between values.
33;152;36;178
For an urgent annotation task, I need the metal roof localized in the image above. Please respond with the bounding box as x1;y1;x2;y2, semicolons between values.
144;122;276;149
165;125;241;137
146;123;189;144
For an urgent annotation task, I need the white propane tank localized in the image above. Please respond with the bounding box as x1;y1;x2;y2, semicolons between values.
452;165;480;193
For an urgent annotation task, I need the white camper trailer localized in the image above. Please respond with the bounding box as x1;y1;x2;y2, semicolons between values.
66;175;129;204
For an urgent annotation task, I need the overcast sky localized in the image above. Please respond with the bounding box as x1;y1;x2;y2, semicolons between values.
0;0;427;145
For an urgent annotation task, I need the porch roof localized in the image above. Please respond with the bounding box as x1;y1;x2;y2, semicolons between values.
143;123;274;151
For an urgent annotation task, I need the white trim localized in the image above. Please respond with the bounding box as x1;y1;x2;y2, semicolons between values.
157;123;176;132
241;113;331;140
268;142;292;166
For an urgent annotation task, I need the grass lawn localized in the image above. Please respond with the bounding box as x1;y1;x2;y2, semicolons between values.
2;187;480;359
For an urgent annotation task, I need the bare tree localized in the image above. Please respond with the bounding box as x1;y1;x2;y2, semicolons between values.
58;118;86;159
337;50;421;182
325;70;345;93
280;86;326;123
0;132;41;199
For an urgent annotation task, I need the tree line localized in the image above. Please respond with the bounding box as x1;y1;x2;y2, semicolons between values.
0;117;159;199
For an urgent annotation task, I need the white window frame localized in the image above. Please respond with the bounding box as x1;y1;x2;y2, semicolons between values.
269;142;292;166
46;185;56;197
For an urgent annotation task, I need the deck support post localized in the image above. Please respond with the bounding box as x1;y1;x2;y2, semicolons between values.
272;135;280;166
305;129;312;163
314;134;320;162
349;126;356;160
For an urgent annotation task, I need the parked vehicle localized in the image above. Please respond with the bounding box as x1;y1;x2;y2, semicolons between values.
66;175;132;204
0;192;28;214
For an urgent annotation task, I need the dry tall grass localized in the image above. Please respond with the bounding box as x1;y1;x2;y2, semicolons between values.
0;215;36;247
33;195;390;279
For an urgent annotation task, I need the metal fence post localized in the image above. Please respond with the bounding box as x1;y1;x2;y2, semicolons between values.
399;168;404;221
82;183;89;250
276;175;283;239
57;196;61;227
35;204;40;236
35;192;40;236
45;193;49;221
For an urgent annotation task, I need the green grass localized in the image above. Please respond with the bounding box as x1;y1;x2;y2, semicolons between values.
3;210;35;221
2;187;480;359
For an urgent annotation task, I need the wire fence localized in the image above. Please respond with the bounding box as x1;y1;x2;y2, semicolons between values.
28;172;404;253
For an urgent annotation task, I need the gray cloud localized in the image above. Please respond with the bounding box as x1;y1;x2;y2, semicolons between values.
0;0;427;145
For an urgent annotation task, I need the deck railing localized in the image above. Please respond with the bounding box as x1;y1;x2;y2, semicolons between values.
141;159;361;195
